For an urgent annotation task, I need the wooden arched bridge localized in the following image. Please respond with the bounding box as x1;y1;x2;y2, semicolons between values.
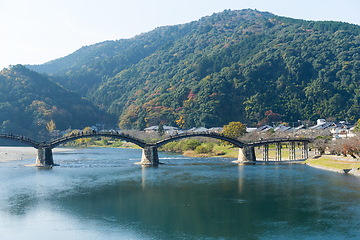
0;132;312;167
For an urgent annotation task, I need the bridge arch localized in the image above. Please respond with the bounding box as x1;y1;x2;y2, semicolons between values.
50;132;147;149
155;133;245;148
0;134;40;149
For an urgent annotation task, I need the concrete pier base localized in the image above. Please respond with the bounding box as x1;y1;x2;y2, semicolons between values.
139;145;159;166
35;146;55;167
233;146;256;164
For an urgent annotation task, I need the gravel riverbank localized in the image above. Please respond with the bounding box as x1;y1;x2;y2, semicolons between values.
0;146;73;162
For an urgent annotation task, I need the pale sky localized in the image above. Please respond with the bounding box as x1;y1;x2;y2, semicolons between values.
1;0;359;70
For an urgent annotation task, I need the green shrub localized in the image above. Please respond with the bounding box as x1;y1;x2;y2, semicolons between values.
194;145;207;154
162;142;177;152
100;137;109;145
183;139;201;151
204;142;214;152
174;141;186;152
194;143;214;154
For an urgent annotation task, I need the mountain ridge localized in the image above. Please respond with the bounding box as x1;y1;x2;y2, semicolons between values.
0;65;113;139
17;9;360;130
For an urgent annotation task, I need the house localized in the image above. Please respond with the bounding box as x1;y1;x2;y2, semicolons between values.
329;122;355;138
308;121;333;130
273;124;291;132
144;125;179;134
90;126;98;131
192;127;208;133
144;126;158;133
164;126;179;135
256;125;273;132
208;127;223;133
291;124;306;131
246;127;257;133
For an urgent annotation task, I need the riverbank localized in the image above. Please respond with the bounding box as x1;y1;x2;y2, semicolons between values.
0;146;74;162
305;155;360;176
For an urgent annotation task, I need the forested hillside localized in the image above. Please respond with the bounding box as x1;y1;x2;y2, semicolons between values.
26;40;134;75
0;65;112;139
26;9;360;129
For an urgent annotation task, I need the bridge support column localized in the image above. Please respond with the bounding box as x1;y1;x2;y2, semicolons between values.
275;143;282;161
140;145;159;166
263;144;269;161
289;142;296;160
36;146;54;167
301;142;308;159
234;146;256;163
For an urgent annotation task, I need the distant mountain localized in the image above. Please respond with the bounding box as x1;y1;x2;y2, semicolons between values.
26;23;199;96
0;65;113;139
26;40;133;75
26;9;360;129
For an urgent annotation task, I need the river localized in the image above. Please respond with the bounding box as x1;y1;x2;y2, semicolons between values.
1;147;360;239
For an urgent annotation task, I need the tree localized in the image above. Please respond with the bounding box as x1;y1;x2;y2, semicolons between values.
46;120;56;132
354;119;360;133
222;122;246;139
158;123;164;136
83;126;92;133
176;115;186;129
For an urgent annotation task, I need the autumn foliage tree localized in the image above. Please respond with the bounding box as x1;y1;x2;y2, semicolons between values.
46;119;56;132
338;137;360;158
221;122;246;146
257;110;282;126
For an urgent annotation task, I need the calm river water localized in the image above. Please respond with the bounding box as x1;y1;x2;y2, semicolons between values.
1;147;360;239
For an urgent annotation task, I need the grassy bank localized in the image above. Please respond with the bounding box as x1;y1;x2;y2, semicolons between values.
212;145;238;158
159;139;240;158
181;145;239;158
305;155;360;170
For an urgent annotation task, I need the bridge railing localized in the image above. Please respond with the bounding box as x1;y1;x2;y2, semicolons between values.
50;131;146;147
154;132;314;148
156;131;226;141
0;131;314;150
154;131;246;147
166;131;223;138
0;133;40;148
243;137;313;146
158;133;312;143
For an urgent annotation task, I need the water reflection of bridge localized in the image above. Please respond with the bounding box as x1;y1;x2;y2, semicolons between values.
0;132;312;167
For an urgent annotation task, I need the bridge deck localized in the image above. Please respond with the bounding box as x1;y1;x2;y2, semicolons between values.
0;132;312;150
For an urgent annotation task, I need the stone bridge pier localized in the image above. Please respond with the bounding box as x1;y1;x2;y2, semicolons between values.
140;145;159;165
233;146;256;164
138;144;258;166
36;145;55;167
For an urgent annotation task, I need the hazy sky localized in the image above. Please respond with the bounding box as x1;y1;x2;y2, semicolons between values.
1;0;359;69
